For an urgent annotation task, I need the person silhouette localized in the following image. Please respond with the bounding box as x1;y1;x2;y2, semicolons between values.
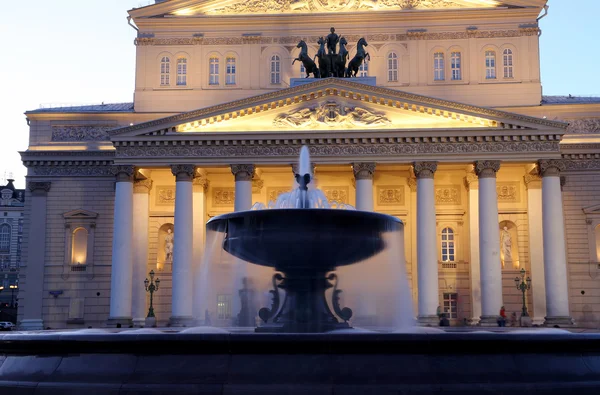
326;27;339;55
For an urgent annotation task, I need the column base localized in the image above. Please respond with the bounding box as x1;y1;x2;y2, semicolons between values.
468;317;481;326
132;318;146;328
417;315;439;327
169;315;195;327
532;317;546;326
478;315;501;327
106;317;133;328
544;316;574;327
19;319;44;331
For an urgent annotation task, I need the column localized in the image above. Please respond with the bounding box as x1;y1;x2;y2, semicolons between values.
464;171;481;325
524;172;547;325
192;172;209;319
108;166;135;327
414;162;439;325
19;181;51;330
131;178;152;327
352;162;376;212
408;177;419;313
474;160;503;326
170;165;196;326
539;160;573;326
231;164;255;212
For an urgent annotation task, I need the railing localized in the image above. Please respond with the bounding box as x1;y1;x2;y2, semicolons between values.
71;265;87;272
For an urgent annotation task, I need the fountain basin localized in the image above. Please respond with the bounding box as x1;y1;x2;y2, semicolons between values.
207;209;402;271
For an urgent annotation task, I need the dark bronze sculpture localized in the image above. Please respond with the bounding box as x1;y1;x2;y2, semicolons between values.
334;36;349;78
293;40;320;78
346;37;370;78
314;37;332;78
325;27;339;55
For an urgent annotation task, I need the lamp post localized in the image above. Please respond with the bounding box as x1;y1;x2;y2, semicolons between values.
9;285;17;308
144;270;160;319
514;268;532;317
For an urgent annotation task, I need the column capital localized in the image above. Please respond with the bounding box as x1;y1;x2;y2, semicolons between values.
524;173;542;190
231;164;255;181
27;181;51;195
352;162;376;180
413;162;437;179
171;164;196;181
538;159;566;177
193;176;210;192
133;179;153;194
464;172;479;190
407;177;417;192
474;160;501;179
111;165;135;182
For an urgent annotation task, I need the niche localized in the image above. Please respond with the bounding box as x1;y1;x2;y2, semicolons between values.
499;221;520;269
157;223;174;272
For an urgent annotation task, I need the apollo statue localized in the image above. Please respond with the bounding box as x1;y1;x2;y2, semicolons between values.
165;228;174;262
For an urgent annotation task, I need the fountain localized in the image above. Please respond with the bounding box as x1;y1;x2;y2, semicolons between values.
1;147;600;393
203;146;405;333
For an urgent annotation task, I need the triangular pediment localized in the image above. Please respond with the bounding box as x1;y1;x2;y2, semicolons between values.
129;0;540;18
63;209;99;220
110;79;566;139
584;205;600;215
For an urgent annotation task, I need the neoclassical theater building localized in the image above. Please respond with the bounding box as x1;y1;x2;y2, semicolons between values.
18;0;600;329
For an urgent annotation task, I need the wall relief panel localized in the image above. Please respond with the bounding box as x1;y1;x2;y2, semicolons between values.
496;182;520;203
213;188;236;207
267;187;291;203
377;186;405;206
322;187;349;204
156;186;176;206
435;185;461;205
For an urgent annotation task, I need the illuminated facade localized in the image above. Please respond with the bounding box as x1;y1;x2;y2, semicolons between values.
18;0;600;329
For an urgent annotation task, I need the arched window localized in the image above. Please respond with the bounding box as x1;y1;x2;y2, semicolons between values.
450;51;462;80
176;58;187;86
503;49;514;79
434;52;445;81
441;227;455;262
226;56;236;85
0;224;10;253
160;56;170;86
270;55;281;84
358;59;368;77
387;52;398;82
209;57;219;85
71;227;88;266
485;50;496;79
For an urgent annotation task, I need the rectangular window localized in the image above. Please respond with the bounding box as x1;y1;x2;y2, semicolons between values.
503;50;514;79
217;294;232;320
451;52;461;81
443;293;458;319
226;57;236;85
485;51;496;79
358;60;368;77
434;53;445;81
388;53;398;82
176;58;187;86
209;58;219;85
299;63;306;78
160;57;170;86
270;56;281;84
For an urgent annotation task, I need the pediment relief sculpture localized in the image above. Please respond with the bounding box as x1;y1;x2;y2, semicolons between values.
207;0;465;15
273;102;391;129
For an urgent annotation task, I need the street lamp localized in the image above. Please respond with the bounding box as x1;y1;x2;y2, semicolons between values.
144;270;160;319
514;268;532;317
9;285;17;308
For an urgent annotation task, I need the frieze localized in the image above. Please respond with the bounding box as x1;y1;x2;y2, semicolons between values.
322;187;349;204
563;160;600;171
377;186;405;206
565;119;600;134
28;166;115;177
496;182;520;203
156;187;176;206
213;188;236;206
117;141;560;159
51;125;114;142
435;185;460;205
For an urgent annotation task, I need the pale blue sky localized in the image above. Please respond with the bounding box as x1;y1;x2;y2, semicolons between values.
1;0;598;188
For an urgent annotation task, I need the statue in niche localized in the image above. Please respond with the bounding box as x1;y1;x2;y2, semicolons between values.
500;226;512;267
165;228;174;262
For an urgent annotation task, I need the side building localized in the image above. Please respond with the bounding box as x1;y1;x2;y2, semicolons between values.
0;179;23;315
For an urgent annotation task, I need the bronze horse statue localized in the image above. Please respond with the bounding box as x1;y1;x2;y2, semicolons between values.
314;37;332;78
293;40;320;78
346;37;370;78
334;37;349;78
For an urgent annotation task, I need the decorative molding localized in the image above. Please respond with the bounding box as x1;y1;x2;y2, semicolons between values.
523;174;542;190
51;125;114;142
322;186;349;204
377;186;405;206
474;160;501;179
110;78;566;136
156;186;176;206
407;177;417;192
413;162;437;179
252;178;265;194
435;185;460;205
538;159;566;177
213;188;236;206
565;118;600;134
171;164;196;181
352;162;376;180
111;165;135;182
273;102;391;129
231;164;255;181
193;176;210;192
496;182;520;203
29;166;115;177
27;182;51;193
267;187;291;203
134;179;153;194
563;159;600;171
463;172;478;190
